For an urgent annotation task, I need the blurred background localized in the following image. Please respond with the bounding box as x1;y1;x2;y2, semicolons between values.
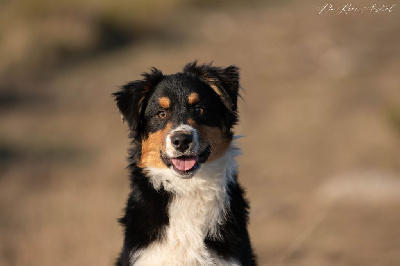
1;0;400;265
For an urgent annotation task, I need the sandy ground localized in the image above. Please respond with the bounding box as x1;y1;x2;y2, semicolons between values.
1;2;400;265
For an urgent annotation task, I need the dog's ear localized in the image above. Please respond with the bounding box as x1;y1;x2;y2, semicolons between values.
183;61;239;113
113;68;164;137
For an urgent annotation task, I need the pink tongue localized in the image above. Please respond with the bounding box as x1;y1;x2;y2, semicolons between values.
171;157;197;171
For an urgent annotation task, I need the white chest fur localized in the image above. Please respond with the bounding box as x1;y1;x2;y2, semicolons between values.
131;144;241;266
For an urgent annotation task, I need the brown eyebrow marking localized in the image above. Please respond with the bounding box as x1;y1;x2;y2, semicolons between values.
188;92;200;105
159;97;170;108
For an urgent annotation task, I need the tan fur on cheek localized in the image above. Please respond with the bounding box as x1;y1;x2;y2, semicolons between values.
139;123;172;168
188;119;231;162
201;126;231;161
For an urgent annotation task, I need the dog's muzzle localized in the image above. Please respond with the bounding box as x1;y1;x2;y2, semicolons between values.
162;124;209;178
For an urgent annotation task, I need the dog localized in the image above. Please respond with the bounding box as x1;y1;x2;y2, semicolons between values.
113;62;256;266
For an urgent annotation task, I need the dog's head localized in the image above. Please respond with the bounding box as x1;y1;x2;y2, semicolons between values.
113;62;239;178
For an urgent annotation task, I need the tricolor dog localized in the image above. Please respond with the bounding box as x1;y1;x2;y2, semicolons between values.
113;62;256;266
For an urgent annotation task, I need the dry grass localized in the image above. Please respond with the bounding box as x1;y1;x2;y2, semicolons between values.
1;1;400;265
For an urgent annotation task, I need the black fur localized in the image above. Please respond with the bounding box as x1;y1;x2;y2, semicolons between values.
205;179;255;265
116;164;171;266
113;62;256;265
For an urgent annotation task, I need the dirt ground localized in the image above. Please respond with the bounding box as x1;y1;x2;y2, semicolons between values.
1;1;400;265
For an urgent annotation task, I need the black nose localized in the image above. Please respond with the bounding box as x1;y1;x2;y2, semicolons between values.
171;133;193;152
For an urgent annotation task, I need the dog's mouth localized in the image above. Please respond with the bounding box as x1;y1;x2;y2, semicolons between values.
171;156;199;176
161;145;211;178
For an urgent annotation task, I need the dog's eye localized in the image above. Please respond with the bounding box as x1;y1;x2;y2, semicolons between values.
195;106;204;115
157;111;167;119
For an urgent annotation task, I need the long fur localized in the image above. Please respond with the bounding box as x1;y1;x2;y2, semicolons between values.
114;62;256;266
132;144;240;265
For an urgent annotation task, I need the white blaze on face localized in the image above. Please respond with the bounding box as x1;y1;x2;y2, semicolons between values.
165;124;200;158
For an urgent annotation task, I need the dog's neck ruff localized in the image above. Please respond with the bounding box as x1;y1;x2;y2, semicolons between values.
133;142;241;265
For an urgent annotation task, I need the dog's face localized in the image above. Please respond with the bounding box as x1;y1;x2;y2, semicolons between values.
114;62;239;178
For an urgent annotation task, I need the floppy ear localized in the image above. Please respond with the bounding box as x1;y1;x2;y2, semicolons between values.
183;61;239;112
113;68;164;137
